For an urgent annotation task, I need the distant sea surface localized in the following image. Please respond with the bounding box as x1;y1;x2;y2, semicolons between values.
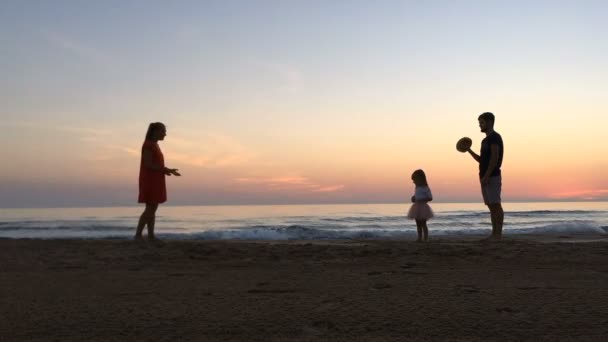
1;202;607;240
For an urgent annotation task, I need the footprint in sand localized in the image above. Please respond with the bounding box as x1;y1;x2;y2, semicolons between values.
371;282;392;290
496;307;520;314
456;284;480;293
302;320;335;336
315;298;343;312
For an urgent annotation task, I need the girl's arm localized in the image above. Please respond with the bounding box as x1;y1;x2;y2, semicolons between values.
414;188;433;202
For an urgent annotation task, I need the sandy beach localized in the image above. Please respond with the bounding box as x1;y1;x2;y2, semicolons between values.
2;236;608;341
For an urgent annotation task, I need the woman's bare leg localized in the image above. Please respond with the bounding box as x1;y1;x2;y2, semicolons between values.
135;203;158;240
145;203;159;239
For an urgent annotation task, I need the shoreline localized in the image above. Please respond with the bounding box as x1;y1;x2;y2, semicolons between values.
2;237;608;341
2;232;607;243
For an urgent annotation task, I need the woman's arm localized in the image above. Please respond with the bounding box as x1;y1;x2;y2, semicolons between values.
142;148;164;171
165;168;181;176
142;149;181;175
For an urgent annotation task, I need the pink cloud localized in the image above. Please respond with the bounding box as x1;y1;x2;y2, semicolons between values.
549;189;608;200
312;185;345;193
235;176;344;193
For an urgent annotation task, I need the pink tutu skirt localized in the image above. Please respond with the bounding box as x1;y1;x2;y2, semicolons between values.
407;202;434;220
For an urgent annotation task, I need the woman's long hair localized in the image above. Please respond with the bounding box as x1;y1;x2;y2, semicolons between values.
145;122;165;140
411;169;428;186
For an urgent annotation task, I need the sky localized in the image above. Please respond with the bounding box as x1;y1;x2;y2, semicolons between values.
1;0;607;207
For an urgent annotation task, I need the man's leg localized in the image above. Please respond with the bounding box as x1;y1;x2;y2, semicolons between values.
481;184;493;240
488;203;504;239
483;176;503;240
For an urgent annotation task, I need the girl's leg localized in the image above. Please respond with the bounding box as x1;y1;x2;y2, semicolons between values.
422;220;429;241
415;220;423;242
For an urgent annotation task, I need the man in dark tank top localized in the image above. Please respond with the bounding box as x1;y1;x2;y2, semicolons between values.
465;112;504;240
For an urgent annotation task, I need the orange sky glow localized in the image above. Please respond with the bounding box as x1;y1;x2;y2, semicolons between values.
1;2;607;207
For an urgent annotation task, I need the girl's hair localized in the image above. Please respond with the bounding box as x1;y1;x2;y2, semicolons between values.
411;169;428;186
145;122;165;140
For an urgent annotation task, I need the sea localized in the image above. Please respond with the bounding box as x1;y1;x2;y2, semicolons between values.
0;202;607;240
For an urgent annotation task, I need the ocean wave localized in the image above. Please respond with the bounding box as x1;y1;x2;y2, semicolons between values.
505;221;607;235
0;225;134;232
439;210;601;219
320;216;403;223
158;222;606;240
164;225;416;240
0;219;605;240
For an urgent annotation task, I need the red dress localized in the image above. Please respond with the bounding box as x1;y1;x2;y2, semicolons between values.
138;140;167;203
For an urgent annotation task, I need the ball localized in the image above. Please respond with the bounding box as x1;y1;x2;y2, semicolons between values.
456;137;472;153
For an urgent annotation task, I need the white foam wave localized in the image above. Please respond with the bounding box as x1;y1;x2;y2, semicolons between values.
0;220;605;240
158;221;606;240
505;221;606;235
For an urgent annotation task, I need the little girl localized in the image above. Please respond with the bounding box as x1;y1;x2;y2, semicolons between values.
407;169;434;242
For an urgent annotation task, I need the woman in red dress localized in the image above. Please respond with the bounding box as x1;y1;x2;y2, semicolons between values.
135;122;180;241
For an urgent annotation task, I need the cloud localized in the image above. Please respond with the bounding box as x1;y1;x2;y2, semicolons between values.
2;121;257;170
123;147;139;155
273;64;302;94
252;60;303;94
41;29;113;64
312;185;345;193
58;125;112;137
0;121;111;137
16;122;253;166
1;121;140;163
549;189;608;200
162;132;256;168
235;176;344;193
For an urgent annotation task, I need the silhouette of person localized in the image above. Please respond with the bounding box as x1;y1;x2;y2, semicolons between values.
465;112;504;240
135;122;180;241
407;169;434;242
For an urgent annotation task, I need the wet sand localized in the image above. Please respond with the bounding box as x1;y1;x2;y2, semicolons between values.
1;236;608;341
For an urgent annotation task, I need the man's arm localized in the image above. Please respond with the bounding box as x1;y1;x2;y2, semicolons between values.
467;148;480;163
